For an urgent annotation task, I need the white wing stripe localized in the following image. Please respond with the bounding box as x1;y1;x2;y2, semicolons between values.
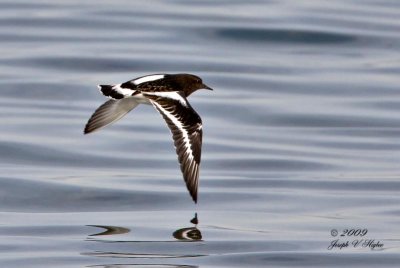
133;74;165;85
152;102;194;161
145;91;188;107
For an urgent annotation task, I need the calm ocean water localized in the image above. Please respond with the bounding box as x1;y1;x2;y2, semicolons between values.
1;0;400;267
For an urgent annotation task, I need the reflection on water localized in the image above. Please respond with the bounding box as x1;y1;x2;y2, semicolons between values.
173;214;202;241
172;215;203;241
173;227;202;241
86;214;201;241
88;225;131;237
190;213;199;225
84;214;203;267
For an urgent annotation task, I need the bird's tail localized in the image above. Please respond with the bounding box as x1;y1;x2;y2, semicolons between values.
98;84;126;99
98;84;112;95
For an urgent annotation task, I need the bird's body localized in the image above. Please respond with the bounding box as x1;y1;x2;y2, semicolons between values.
84;73;212;203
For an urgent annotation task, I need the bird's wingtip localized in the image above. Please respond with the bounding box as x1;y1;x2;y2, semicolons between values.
192;193;198;203
83;126;91;135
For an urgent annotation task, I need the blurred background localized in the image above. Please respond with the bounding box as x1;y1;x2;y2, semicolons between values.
1;0;400;267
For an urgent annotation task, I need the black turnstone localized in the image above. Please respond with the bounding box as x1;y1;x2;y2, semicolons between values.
84;73;213;203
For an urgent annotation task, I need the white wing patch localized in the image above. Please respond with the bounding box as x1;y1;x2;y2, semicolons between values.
133;74;165;85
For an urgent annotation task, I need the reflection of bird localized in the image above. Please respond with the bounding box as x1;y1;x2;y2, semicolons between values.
173;227;202;241
87;225;130;236
84;74;213;203
190;213;199;225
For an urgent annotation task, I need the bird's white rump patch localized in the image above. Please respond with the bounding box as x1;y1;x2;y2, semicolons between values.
133;74;165;85
113;84;135;96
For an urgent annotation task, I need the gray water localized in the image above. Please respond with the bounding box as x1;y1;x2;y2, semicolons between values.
1;0;400;267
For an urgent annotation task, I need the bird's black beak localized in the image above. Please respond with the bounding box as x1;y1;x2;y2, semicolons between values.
202;84;213;90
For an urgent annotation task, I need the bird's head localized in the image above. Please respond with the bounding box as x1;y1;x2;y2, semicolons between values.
177;74;213;96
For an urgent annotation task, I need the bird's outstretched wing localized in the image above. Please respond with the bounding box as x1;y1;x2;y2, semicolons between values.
84;98;139;134
143;91;202;203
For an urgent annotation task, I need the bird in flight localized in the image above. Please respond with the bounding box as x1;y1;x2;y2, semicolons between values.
84;73;213;203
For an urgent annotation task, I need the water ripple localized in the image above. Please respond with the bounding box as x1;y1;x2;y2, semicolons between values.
214;27;357;44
